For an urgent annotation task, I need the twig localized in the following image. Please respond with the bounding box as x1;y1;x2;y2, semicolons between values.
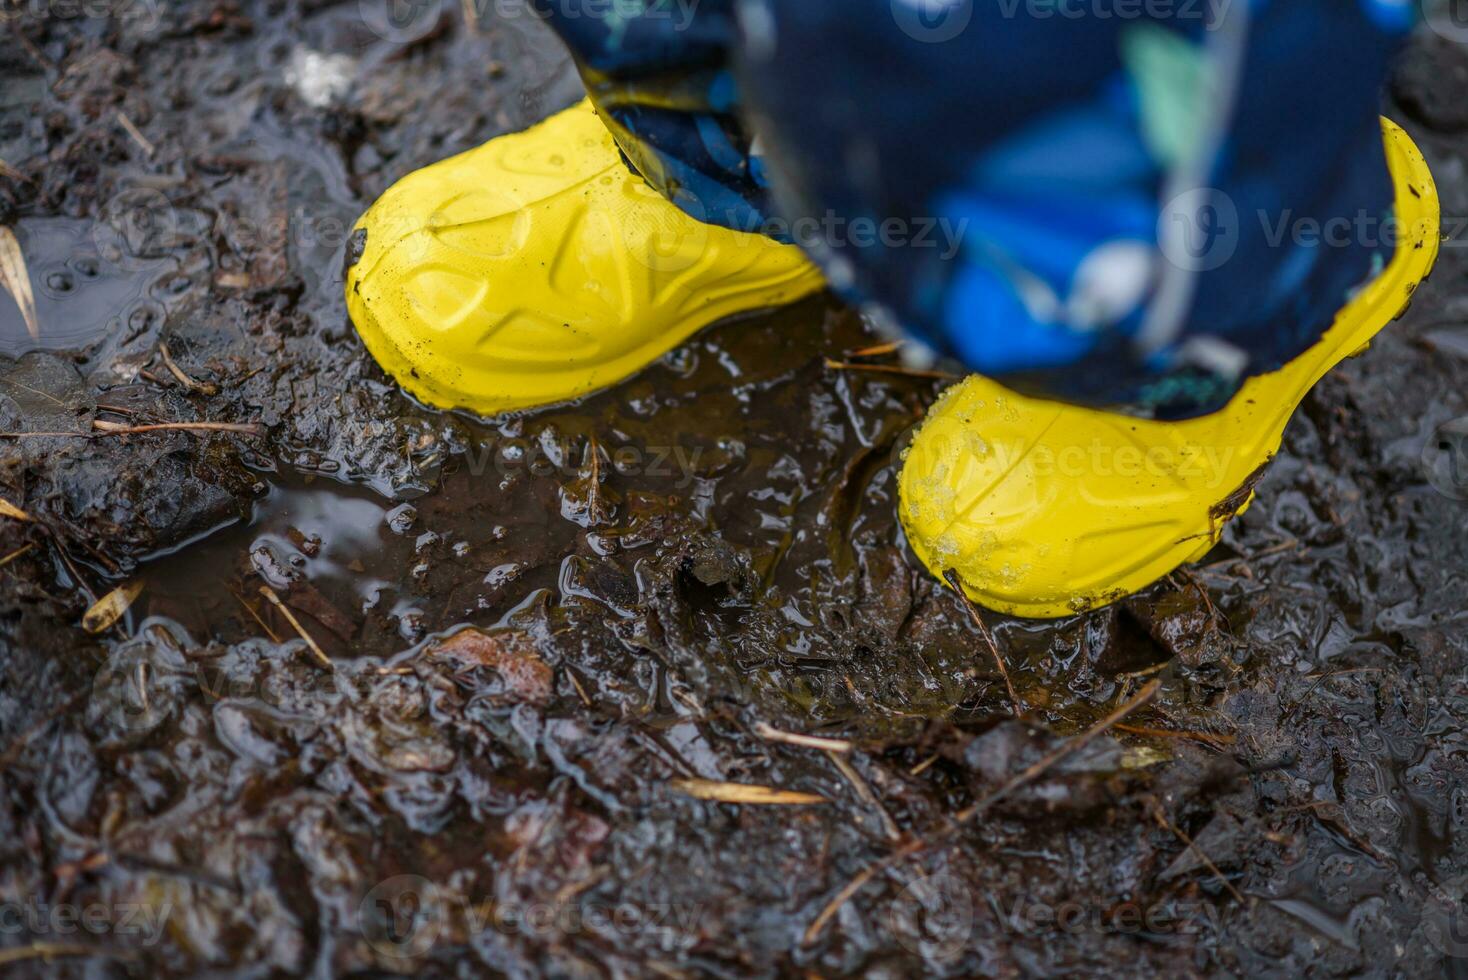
802;679;1160;946
0;159;30;184
460;0;480;31
229;589;279;643
943;569;1023;715
753;722;853;754
585;435;604;524
0;431;96;438
824;359;958;381
1198;537;1300;572
566;668;594;707
671;778;826;806
257;585;332;669
115;111;155;157
0;421;264;439
1115;659;1170;702
1150;801;1246;904
0;690;88;773
1115;722;1235;749
846;340;904;358
92;420;261;436
12;30;55;72
954;679;1161;822
802;839;925;946
1279;667;1384;721
1173;567;1224;632
0;376;64;407
552;865;609;906
828;751;901;842
908;753;940;776
798;839;921;944
0;943;138;966
53;543;97;608
158;342;218;395
0;542;34;569
1301;667;1386;680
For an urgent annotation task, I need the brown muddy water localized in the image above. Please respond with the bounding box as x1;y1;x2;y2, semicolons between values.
2;3;1468;977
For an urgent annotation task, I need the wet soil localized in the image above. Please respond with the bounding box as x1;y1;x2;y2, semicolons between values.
2;3;1468;977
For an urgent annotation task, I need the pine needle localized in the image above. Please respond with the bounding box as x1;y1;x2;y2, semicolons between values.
824;359;958;381
115;111;155;157
671;778;827;806
0;227;40;341
91;420;262;436
944;568;1023;715
752;722;853;754
0;543;34;568
258;585;333;669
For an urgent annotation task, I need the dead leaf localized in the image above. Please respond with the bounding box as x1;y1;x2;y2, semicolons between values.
431;627;553;704
670;778;828;805
83;582;144;633
0;497;31;522
0;227;39;341
1120;745;1171;769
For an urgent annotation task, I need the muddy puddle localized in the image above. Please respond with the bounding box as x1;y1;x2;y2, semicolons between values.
2;3;1468;977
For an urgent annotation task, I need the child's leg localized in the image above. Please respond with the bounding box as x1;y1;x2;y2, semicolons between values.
733;0;1415;415
830;3;1436;614
343;1;821;416
528;0;777;235
347;0;1438;617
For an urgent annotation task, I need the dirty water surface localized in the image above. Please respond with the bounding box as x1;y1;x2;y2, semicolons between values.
2;3;1468;977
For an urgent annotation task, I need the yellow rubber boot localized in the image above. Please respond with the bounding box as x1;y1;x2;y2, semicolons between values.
898;119;1439;619
345;99;825;414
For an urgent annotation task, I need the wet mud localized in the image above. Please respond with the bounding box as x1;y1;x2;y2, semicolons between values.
2;3;1468;976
